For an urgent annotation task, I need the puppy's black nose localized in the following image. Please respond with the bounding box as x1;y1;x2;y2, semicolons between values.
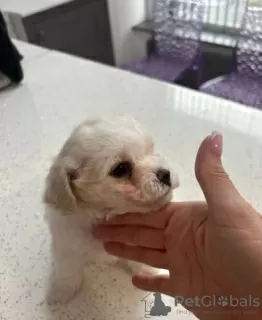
156;169;171;186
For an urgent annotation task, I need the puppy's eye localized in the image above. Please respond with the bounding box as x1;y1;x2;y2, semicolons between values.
110;161;132;178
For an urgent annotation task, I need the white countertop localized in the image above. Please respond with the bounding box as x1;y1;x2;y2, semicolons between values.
13;39;49;63
1;41;262;320
0;0;73;17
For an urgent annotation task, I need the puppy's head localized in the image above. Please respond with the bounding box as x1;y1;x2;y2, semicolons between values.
44;117;179;216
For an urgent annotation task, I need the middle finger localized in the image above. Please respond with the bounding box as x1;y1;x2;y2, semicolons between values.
93;226;165;249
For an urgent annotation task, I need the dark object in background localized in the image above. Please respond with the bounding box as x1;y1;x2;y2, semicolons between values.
23;0;115;66
0;11;23;88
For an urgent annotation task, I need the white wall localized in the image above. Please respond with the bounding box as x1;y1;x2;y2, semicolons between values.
107;0;151;66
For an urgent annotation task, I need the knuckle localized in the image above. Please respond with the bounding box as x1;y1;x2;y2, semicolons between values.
155;233;165;249
136;248;145;262
210;169;228;181
205;163;228;180
129;228;139;244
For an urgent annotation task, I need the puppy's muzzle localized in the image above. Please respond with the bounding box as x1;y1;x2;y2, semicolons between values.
156;169;171;187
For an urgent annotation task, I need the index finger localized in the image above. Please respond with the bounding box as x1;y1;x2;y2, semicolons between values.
104;204;176;229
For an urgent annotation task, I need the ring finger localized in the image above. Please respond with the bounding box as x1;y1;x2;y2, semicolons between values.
104;242;168;269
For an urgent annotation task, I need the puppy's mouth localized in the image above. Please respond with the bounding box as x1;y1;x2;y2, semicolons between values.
163;188;172;197
146;184;173;205
156;179;175;197
150;177;178;204
146;190;173;211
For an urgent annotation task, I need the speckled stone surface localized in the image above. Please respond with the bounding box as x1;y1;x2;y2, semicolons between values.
1;43;262;319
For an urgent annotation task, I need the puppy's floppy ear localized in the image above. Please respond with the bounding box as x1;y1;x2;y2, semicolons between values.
44;159;77;214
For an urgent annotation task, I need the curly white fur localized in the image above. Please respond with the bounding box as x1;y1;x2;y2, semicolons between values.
44;116;179;303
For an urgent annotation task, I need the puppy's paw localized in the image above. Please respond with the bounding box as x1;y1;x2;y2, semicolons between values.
46;277;84;304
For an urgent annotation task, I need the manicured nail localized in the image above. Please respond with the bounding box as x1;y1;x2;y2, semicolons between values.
209;131;223;157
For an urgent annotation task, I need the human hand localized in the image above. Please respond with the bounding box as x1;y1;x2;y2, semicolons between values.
93;132;262;319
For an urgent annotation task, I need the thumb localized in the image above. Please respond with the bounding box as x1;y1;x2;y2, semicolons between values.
195;132;249;221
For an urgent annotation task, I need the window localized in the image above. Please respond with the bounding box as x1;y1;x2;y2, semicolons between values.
202;0;247;46
204;1;246;28
145;0;260;46
146;0;154;20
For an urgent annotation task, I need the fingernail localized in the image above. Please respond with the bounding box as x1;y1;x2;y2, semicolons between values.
209;131;223;157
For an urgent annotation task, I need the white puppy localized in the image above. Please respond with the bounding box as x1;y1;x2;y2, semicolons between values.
44;116;179;304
